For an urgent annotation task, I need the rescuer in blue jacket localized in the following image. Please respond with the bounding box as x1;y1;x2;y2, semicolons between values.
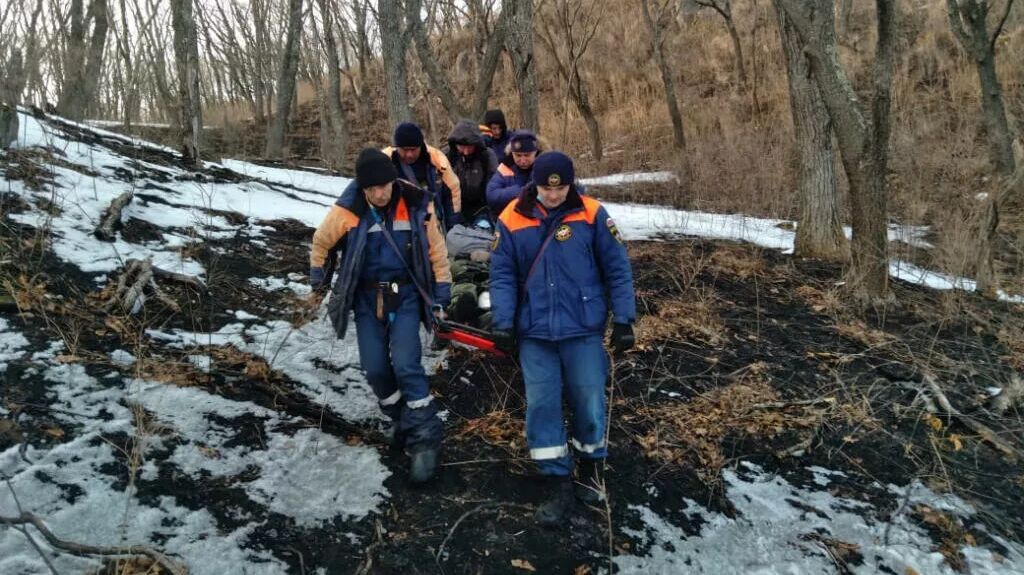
309;148;453;484
485;130;541;217
488;151;636;526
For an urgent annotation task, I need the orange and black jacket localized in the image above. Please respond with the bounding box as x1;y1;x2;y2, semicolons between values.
310;179;452;338
383;144;461;228
489;184;636;341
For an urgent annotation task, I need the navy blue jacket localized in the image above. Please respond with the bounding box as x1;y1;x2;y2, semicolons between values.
486;160;532;216
311;180;452;338
489;184;636;341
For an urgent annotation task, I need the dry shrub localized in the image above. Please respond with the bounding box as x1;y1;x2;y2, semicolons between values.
634;364;828;484
93;556;172;575
3;274;49;312
136;357;202;387
996;326;1024;371
708;245;767;279
456;410;525;455
794;285;843;316
636;297;725;347
835;320;896;348
208;345;275;382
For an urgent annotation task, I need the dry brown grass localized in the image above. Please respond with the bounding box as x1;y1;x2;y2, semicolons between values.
633;362;829;484
835;320;897;349
636;297;725;348
794;285;844;317
455;409;525;455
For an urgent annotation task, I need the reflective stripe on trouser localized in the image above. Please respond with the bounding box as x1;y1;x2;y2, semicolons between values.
354;284;442;451
519;334;609;476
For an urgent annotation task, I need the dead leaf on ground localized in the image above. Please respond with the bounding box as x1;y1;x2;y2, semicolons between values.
510;558;536;571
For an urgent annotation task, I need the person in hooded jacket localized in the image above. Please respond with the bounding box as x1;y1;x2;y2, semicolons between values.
489;151;636;527
481;108;510;164
383;122;463;230
309;148;452;484
485;130;541;217
445;120;498;227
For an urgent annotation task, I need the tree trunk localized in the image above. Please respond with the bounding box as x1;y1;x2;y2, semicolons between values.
505;0;540;131
777;0;896;302
471;8;511;119
172;0;203;165
976;164;1024;294
265;0;304;159
774;2;847;261
408;0;469;122
1;48;25;148
725;15;747;86
319;0;350;170
58;0;109;120
379;0;412;126
640;0;686;150
946;0;1017;175
975;50;1016;175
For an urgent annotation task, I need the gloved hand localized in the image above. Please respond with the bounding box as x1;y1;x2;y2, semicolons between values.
611;322;635;354
309;267;326;291
491;329;515;353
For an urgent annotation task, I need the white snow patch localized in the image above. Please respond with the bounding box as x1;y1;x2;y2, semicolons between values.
616;463;1024;574
109;349;137;366
249;276;312;295
0;317;30;372
246;428;391;527
581;171;678;186
234;309;260;320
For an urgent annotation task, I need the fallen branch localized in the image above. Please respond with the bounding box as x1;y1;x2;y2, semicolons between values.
751;397;837;410
94;191;134;242
0;511;186;575
152;266;208;294
921;374;1020;460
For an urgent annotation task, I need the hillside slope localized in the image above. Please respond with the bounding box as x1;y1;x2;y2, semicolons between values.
2;109;1023;574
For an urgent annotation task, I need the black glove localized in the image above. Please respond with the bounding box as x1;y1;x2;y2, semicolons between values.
611;322;635;354
491;329;515;353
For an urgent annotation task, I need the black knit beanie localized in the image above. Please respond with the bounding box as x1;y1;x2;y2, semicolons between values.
393;122;425;148
355;148;398;188
483;109;507;128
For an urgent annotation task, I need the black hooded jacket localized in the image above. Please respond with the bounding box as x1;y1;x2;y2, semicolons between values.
445;120;498;219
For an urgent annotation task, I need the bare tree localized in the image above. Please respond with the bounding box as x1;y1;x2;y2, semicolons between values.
379;0;413;126
696;0;747;86
946;0;1017;175
172;0;202;164
407;0;511;123
265;0;305;159
57;0;110;120
504;0;540;131
776;0;897;302
537;0;604;160
639;0;685;150
315;0;350;170
975;163;1024;294
2;47;25;148
773;2;847;261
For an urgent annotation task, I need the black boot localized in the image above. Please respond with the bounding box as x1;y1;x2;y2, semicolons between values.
409;447;440;484
575;458;605;505
535;476;575;527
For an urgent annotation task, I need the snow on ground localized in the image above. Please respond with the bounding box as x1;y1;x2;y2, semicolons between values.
580;170;678;186
0;318;30;373
616;462;1024;574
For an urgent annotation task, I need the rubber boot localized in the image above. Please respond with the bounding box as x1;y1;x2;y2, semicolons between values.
535;476;575;528
575;458;605;504
409;447;440;484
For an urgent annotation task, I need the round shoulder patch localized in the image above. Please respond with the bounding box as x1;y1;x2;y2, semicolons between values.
555;224;573;242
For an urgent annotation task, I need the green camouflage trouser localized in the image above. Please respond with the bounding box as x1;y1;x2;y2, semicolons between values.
447;258;492;328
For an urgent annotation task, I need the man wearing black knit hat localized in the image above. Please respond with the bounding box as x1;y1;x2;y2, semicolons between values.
481;108;511;164
383;122;463;231
310;148;453;484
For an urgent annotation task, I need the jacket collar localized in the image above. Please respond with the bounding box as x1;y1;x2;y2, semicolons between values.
514;183;584;219
341;179;426;218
